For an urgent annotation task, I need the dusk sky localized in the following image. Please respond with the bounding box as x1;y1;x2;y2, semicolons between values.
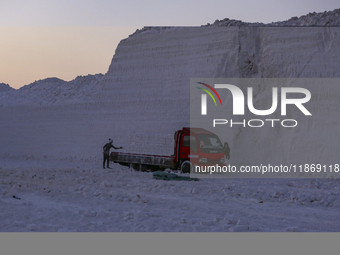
1;0;339;89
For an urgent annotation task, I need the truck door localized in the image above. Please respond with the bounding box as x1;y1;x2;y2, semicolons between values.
179;135;197;160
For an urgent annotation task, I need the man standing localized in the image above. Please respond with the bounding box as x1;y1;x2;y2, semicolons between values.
103;138;123;169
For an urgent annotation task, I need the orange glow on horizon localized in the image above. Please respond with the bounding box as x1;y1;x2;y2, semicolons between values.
0;26;139;89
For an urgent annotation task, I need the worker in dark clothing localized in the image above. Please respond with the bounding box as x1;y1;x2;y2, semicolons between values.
103;138;123;169
224;142;230;160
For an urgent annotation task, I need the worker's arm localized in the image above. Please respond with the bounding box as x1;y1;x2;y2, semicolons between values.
112;145;123;149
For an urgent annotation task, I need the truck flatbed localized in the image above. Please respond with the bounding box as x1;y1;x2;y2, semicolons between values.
111;151;175;171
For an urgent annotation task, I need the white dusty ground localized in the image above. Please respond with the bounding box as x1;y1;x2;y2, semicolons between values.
1;158;340;232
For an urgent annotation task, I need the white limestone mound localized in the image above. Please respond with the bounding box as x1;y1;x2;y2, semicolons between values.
0;74;104;107
0;83;14;93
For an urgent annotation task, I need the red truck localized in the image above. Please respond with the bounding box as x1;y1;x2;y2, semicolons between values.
110;127;225;173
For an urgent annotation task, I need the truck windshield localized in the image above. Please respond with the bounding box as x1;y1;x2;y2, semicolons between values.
196;135;224;153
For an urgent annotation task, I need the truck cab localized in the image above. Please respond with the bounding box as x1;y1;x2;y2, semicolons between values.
174;127;225;173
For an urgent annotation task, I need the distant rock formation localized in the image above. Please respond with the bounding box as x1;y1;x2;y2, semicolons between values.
208;8;340;27
130;8;340;38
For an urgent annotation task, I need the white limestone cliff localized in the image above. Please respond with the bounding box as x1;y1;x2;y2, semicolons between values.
1;9;340;167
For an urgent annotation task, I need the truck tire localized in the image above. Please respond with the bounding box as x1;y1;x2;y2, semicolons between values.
181;160;192;173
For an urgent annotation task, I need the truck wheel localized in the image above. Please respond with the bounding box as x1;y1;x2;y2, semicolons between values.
181;160;192;173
